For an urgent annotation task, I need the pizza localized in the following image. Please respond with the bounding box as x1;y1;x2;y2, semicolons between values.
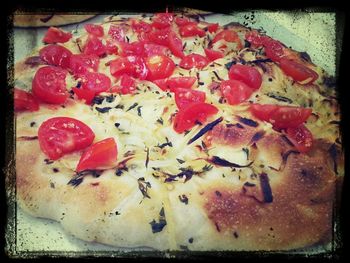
13;12;343;252
14;14;96;27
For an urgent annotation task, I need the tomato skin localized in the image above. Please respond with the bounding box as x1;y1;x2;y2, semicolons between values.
118;41;145;57
151;13;174;29
105;39;119;55
83;36;106;57
174;17;191;26
286;124;313;153
204;48;224;61
145;55;175;81
84;24;104;37
166;77;197;91
143;43;169;57
168;31;185;58
153;78;168;91
14;88;40;112
79;72;111;94
179;22;206;37
173;102;218;133
220;80;254;105
131;20;152;34
108;24;126;42
119;74;136;94
32;66;68;104
179;54;209;70
207;23;219;33
72;87;95;104
76;137;118;172
69;54;100;75
148;28;170;46
279;58;318;84
174;88;206;109
109;56;148;80
250;104;312;128
43;27;72;44
38;117;95;160
228;64;262;90
212;30;243;50
39;44;72;69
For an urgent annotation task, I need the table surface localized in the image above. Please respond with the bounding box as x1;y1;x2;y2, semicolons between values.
11;11;338;256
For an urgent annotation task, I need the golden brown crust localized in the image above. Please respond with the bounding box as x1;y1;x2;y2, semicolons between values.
14;14;96;27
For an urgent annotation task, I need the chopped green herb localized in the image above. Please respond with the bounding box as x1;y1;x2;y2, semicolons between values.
126;103;138;112
149;207;167;233
137;177;152;199
156;117;164;125
176;158;185;164
137;106;143;117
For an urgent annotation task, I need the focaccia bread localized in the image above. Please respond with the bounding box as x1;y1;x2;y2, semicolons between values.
14;12;343;251
14;14;96;27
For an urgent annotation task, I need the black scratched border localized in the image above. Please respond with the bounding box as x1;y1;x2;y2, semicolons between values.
3;0;347;261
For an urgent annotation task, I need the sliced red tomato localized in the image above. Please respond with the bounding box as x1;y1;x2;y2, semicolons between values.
39;44;72;69
286;124;313;153
173;102;218;133
38;117;95;160
166;77;197;92
110;57;134;78
174;88;206;109
145;55;175;81
220;80;254;105
79;72;111;94
204;48;224;61
212;30;243;50
105;39;119;55
84;24;104;37
32;66;68;104
179;54;209;70
118;74;136;94
228;64;262;90
148;28;170;46
83;35;106;57
43;27;72;44
118;41;145;57
109;56;148;79
168;31;185;58
151;13;174;29
143;43;169;57
206;23;219;33
76;137;118;172
264;39;285;62
69;54;100;75
179;22;206;37
72;87;95;104
279;58;318;84
108;24;126;42
131;20;152;34
14;88;39;112
153;78;168;91
249;104;312;128
245;30;267;47
174;17;191;26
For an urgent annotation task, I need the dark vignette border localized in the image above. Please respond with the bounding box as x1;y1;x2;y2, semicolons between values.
2;0;348;261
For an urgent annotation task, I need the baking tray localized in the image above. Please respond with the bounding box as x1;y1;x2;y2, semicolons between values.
10;11;338;256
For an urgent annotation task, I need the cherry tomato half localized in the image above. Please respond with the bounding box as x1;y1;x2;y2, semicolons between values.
204;48;224;61
84;24;104;37
76;137;118;172
212;30;243;50
39;44;72;69
69;54;100;75
179;22;206;37
174;88;206;109
279;58;318;84
109;56;148;79
83;35;106;57
250;104;312;128
79;72;111;94
179;54;209;70
143;43;169;57
174;17;192;26
43;27;72;44
32;66;68;104
38;117;95;160
72;87;96;105
151;13;174;29
14;88;39;112
220;80;254;105
168;31;185;58
228;64;262;90
108;24;126;42
145;55;175;81
173;102;218;133
286;124;313;153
